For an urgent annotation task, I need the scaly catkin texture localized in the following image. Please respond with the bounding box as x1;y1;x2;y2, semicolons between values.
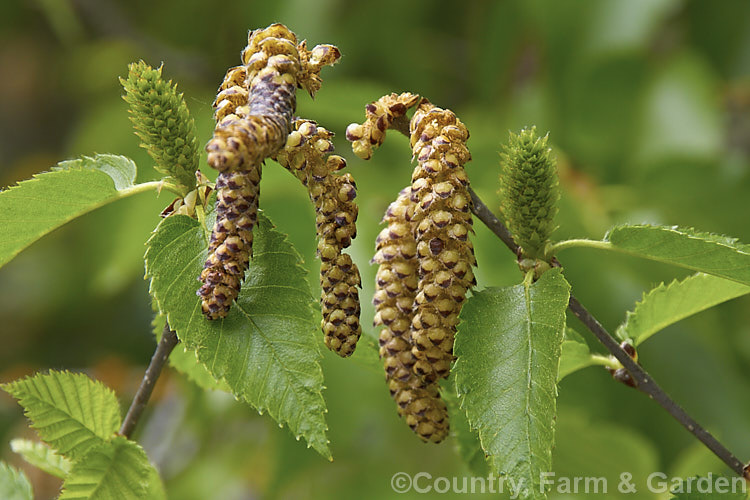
408;99;476;383
199;24;340;320
373;189;449;443
273;119;361;356
120;61;200;193
498;127;559;260
346;93;420;160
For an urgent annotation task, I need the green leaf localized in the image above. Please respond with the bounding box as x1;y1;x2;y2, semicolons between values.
605;225;750;285
442;383;489;477
145;212;331;459
558;328;598;381
0;462;33;500
10;438;72;479
617;273;750;345
669;476;747;499
454;269;571;499
55;154;136;191
59;437;153;500
0;154;158;269
151;311;230;392
2;371;122;460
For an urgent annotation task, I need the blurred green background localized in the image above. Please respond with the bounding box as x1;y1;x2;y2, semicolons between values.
1;0;749;498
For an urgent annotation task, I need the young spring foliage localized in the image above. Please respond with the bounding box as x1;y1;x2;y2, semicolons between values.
10;439;72;479
616;273;750;346
0;462;32;500
2;371;164;499
120;61;199;194
0;154;153;269
603;225;750;285
145;208;331;459
2;371;122;460
499;127;559;261
454;269;570;500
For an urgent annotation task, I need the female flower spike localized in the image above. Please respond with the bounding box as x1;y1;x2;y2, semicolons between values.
374;189;449;442
274;119;362;357
498;127;559;261
199;24;340;320
408;99;476;383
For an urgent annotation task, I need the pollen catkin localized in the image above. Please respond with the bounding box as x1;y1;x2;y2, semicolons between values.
374;189;449;443
498;127;559;260
408;99;476;383
199;24;340;320
345;93;420;160
273;119;361;356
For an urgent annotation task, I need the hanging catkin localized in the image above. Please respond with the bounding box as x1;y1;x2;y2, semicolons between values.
373;188;449;442
408;99;476;383
273;119;362;356
199;24;340;319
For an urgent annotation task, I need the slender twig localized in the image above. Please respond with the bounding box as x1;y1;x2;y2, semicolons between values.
119;322;180;439
385;120;748;477
468;187;749;479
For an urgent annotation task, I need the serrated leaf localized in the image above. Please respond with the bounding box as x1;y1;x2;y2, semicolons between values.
616;273;750;346
605;225;750;285
152;311;230;392
0;154;154;269
145;212;331;458
454;269;570;499
0;462;33;500
2;371;122;460
59;437;154;500
10;438;72;479
558;328;598;381
442;384;489;477
669;476;747;499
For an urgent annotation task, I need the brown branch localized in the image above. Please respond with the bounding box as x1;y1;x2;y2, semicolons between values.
119;322;180;439
386;115;748;477
468;187;749;479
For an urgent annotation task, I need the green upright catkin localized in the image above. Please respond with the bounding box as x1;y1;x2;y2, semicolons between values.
120;61;199;194
199;24;340;320
374;188;449;443
273;119;361;357
408;99;476;383
498;127;559;262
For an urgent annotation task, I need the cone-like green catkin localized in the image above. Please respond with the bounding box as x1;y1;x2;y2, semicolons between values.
498;127;559;260
373;188;449;443
120;61;199;193
273;119;362;357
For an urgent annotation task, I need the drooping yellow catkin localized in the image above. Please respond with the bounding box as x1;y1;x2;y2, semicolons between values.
373;189;449;443
199;24;340;320
273;119;361;356
408;99;476;383
345;93;420;160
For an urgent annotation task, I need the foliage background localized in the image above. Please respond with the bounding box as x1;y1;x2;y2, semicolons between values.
0;0;749;498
